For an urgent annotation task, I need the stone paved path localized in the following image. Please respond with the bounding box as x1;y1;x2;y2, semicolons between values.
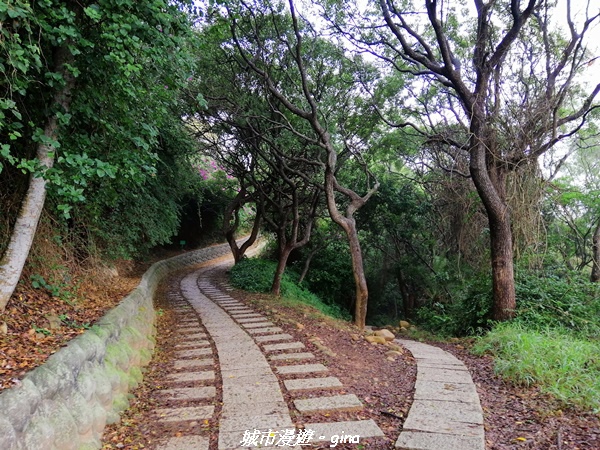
394;339;485;450
150;250;484;449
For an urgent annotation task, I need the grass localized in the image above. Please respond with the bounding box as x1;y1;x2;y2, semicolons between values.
229;257;351;321
473;322;600;412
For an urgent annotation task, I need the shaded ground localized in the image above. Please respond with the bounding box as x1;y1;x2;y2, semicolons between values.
1;252;599;449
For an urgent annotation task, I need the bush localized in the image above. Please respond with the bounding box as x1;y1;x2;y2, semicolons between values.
473;322;600;412
415;274;493;336
229;258;351;320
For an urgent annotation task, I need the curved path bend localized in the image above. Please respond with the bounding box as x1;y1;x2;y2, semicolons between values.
149;250;484;450
394;339;485;450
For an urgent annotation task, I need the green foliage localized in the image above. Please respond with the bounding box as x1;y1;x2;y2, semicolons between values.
513;269;600;338
298;231;354;309
414;267;600;338
473;323;600;412
1;0;203;260
29;271;77;304
415;273;493;336
230;258;351;320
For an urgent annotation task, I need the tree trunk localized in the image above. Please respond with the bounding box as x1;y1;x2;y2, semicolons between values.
271;245;292;295
591;219;600;282
0;46;74;312
489;211;517;320
223;188;262;264
345;220;369;329
298;247;318;284
397;269;414;319
469;132;516;321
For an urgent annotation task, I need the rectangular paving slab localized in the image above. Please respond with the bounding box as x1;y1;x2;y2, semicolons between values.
254;334;293;343
276;363;328;375
294;394;363;413
304;419;385;442
183;333;208;340
402;399;483;436
284;377;343;391
395;430;484;450
242;321;275;328
176;348;212;358
155;405;214;422
174;359;213;370
176;340;210;348
263;342;305;352
167;371;215;383
157;435;209;450
236;317;268;323
159;386;216;401
247;327;284;335
269;352;315;361
414;379;480;403
416;367;474;384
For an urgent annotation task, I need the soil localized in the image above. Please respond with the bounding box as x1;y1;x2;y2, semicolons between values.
2;257;599;449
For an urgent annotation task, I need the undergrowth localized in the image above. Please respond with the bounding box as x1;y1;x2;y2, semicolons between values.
473;322;600;412
229;257;351;321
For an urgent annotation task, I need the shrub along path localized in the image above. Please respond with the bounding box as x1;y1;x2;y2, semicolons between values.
97;251;600;449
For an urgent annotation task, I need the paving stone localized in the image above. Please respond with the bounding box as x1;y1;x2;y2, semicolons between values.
416;367;474;384
395;430;484;450
174;359;213;370
222;385;286;405
157;435;209;450
183;333;208;340
178;328;205;334
263;342;305;352
294;394;363;413
276;364;328;375
246;327;284;335
166;371;215;383
413;380;479;403
176;340;210;349
230;313;263;318
402;399;483;435
269;352;315;361
155;405;214;422
242;321;274;329
304;419;385;442
284;377;343;391
218;413;294;432
254;333;293;343
236;317;268;323
176;347;212;358
159;386;216;401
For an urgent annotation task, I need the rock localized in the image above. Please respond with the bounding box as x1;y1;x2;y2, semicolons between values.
386;343;403;352
350;334;361;341
385;350;403;358
296;323;305;330
399;320;411;329
365;335;387;344
364;325;374;333
45;312;62;330
374;329;395;341
0;322;7;334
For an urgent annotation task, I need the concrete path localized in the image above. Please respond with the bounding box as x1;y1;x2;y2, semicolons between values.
394;339;485;450
150;249;485;449
154;259;384;449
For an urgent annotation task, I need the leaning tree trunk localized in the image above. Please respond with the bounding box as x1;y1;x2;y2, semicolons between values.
0;46;74;312
271;245;292;296
345;220;369;329
591;219;600;283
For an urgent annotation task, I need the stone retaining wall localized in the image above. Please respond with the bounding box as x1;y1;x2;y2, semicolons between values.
0;243;232;450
